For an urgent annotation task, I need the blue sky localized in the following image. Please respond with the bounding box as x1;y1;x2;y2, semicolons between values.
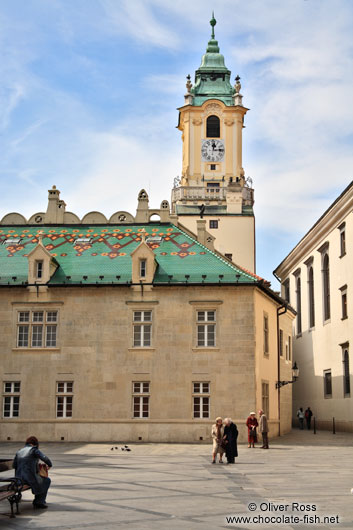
1;0;353;284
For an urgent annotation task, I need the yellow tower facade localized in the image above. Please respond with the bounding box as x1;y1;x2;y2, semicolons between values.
172;16;255;272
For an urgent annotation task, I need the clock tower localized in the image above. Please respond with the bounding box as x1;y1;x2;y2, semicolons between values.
172;15;255;272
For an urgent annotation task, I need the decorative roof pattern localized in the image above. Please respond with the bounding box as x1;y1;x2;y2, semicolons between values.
0;224;259;286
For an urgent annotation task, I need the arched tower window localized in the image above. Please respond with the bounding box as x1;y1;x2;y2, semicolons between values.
206;115;220;138
323;253;330;321
343;349;350;396
308;266;315;328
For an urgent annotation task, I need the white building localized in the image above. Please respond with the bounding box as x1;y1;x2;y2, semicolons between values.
274;181;353;432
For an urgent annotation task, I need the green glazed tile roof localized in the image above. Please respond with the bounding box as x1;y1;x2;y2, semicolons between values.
0;224;259;286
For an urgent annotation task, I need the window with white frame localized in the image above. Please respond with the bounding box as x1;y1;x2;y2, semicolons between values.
139;259;147;278
133;311;152;347
133;382;150;418
262;381;269;418
263;313;269;355
295;274;302;334
339;223;346;257
283;279;290;304
343;348;350;396
340;285;348;320
322;253;330;321
193;382;210;418
323;370;332;398
3;382;21;418
279;329;284;357
286;336;292;361
308;265;315;328
56;381;73;418
17;310;58;348
197;311;216;347
35;260;43;279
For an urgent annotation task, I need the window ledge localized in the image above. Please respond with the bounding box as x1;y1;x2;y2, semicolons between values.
323;319;331;326
339;252;346;259
192;347;220;352
309;326;315;332
128;348;155;352
12;348;60;352
341;316;348;321
296;333;302;339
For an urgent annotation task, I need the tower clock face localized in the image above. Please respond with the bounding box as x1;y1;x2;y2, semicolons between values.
201;139;225;162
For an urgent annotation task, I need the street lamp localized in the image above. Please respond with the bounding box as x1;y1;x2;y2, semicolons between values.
276;361;299;389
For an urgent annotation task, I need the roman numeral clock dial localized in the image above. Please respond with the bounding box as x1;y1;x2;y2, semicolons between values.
201;139;225;162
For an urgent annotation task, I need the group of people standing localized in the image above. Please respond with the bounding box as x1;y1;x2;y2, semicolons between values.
297;407;313;430
211;410;269;464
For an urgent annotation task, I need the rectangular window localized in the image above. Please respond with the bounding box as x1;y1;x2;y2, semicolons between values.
225;253;233;261
139;259;147;278
132;382;150;418
17;310;58;348
288;336;292;361
262;382;269;418
263;314;269;355
56;381;73;418
193;382;210;418
339;223;346;257
209;220;218;229
133;311;152;347
3;382;21;418
35;260;43;279
197;311;215;347
340;286;348;320
279;329;284;357
324;370;332;398
283;279;290;304
210;164;216;170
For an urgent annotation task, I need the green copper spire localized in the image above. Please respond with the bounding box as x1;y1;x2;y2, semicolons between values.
190;14;235;106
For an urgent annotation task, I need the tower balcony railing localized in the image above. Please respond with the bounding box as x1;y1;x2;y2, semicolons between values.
171;185;254;206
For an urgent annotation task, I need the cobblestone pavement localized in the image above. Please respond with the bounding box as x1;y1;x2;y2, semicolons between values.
0;429;352;529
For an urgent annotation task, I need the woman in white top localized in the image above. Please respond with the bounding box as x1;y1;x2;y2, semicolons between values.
211;417;224;464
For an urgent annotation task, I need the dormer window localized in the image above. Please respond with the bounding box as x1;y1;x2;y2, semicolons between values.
140;259;147;278
3;238;21;246
206;115;220;138
74;238;92;245
35;260;43;279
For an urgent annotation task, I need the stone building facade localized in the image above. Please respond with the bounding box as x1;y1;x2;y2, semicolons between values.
0;188;294;442
274;181;353;432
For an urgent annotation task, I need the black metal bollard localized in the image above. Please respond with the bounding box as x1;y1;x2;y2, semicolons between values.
313;416;316;434
333;417;336;434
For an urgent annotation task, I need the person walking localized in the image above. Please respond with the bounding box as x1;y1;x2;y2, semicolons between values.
258;409;269;449
13;436;52;509
297;407;304;430
305;407;313;430
211;417;225;464
246;412;258;447
223;418;238;464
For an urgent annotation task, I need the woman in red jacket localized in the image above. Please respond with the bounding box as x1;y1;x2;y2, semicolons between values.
246;412;258;448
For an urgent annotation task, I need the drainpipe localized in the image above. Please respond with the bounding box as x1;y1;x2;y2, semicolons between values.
277;303;287;436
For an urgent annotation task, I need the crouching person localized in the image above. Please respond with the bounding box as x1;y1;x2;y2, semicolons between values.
13;436;52;509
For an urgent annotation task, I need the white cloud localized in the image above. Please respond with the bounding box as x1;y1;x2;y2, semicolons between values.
101;0;180;49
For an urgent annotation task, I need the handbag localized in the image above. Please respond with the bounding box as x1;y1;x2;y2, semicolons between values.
38;463;49;478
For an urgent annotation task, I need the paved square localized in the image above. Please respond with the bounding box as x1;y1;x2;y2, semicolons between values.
0;430;352;529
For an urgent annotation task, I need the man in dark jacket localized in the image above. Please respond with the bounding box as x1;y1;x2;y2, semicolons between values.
13;436;52;509
223;418;238;464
